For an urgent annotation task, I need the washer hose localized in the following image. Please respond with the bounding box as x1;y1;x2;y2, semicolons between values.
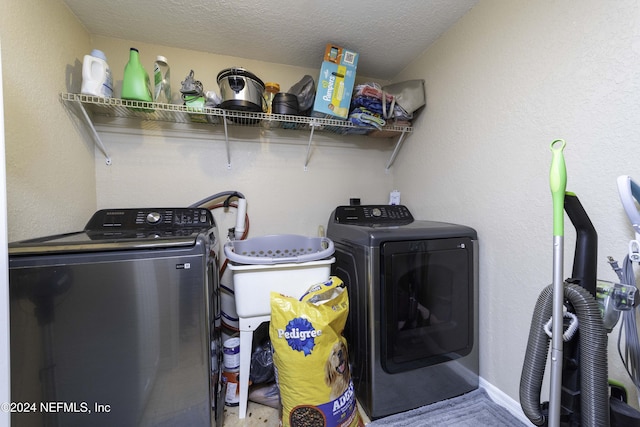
520;283;609;427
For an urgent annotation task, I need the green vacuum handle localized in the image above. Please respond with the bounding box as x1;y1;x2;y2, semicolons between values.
550;139;567;237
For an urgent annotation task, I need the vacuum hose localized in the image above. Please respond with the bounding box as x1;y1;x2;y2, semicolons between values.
520;283;609;427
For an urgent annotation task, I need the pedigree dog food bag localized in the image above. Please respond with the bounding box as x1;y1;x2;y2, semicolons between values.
270;277;362;427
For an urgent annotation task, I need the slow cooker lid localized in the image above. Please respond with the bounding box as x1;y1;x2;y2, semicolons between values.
217;67;265;88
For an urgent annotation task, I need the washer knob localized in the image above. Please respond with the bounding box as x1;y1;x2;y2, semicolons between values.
372;208;382;217
146;212;161;224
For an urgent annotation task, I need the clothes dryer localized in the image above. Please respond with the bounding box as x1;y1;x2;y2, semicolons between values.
327;205;479;420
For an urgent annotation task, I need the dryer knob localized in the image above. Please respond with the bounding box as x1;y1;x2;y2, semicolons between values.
146;212;162;224
372;208;382;217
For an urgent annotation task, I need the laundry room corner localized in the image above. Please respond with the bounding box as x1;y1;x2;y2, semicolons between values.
1;0;97;242
391;0;640;412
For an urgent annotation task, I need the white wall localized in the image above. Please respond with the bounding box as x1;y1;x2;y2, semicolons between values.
394;0;640;406
88;36;397;237
1;0;95;242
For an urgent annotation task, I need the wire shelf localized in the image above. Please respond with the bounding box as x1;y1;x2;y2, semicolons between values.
61;93;413;169
61;93;413;135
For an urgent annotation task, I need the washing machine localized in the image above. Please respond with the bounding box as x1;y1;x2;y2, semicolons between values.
9;208;224;427
327;204;479;420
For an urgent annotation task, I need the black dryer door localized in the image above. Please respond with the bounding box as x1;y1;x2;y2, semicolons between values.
380;237;474;374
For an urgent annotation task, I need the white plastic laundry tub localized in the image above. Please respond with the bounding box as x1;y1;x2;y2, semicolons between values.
228;258;334;318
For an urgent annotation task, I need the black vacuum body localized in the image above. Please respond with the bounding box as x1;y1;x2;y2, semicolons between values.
520;194;640;427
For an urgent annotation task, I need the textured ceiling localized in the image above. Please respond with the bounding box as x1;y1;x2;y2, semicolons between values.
62;0;478;80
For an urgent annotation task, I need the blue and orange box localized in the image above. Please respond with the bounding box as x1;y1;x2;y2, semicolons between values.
312;44;359;119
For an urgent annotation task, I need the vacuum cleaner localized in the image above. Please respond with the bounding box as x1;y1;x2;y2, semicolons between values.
520;141;640;427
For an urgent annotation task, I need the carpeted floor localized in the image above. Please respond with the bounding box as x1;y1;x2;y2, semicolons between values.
369;388;529;427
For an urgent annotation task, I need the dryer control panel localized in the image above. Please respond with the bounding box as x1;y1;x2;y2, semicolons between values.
333;205;414;226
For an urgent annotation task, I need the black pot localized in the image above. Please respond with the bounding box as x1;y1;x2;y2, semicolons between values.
272;93;299;115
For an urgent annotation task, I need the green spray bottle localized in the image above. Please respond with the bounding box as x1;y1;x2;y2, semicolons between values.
121;48;152;102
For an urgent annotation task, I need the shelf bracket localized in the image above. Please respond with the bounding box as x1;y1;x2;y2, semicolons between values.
303;123;317;171
222;111;231;169
385;129;408;171
74;100;112;165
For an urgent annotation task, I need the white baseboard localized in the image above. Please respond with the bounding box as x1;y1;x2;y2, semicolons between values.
480;377;535;426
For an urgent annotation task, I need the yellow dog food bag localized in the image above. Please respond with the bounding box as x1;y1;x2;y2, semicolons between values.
270;276;362;427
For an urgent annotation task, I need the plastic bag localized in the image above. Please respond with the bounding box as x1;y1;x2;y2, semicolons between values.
250;339;275;384
249;382;280;408
381;79;426;120
288;75;316;116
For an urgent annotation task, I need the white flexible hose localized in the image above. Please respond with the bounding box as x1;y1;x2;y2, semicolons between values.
617;254;640;406
544;310;579;341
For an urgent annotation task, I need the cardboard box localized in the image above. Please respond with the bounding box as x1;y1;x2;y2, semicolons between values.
312;44;359;119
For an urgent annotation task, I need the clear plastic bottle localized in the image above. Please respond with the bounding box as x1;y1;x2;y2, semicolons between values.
263;82;280;114
81;49;113;98
153;56;171;104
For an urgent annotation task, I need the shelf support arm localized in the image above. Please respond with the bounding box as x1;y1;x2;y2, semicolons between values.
304;122;317;171
385;130;408;171
75;100;112;165
222;111;231;169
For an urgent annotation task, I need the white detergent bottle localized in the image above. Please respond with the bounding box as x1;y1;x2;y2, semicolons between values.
81;49;113;98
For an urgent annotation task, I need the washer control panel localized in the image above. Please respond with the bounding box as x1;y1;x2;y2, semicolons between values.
333;205;414;226
85;208;214;231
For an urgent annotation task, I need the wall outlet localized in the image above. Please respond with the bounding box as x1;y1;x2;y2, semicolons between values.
389;190;401;205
